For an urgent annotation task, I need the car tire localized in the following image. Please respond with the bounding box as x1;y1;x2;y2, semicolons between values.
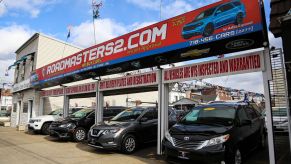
202;23;214;37
41;122;51;135
121;134;137;154
162;148;171;163
73;127;87;142
225;147;242;164
235;13;244;25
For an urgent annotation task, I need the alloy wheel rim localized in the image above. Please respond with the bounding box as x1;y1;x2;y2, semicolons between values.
76;130;85;141
125;137;135;152
235;149;242;164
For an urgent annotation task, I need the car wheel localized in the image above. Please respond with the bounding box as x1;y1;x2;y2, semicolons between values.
235;13;244;25
121;134;137;154
203;23;214;37
41;122;51;135
73;127;87;142
226;147;242;164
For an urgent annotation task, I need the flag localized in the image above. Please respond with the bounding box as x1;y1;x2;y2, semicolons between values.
66;25;72;39
92;0;102;19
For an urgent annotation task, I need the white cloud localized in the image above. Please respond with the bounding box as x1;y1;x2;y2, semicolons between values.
70;18;128;48
0;25;33;60
0;24;33;82
204;72;264;94
162;0;193;18
268;31;282;48
130;21;156;31
0;0;58;18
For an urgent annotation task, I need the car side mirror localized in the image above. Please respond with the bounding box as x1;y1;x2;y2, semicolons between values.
140;117;148;123
241;120;252;126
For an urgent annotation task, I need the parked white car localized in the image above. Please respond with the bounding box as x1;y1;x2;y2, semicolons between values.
28;107;84;134
28;109;63;134
0;111;10;124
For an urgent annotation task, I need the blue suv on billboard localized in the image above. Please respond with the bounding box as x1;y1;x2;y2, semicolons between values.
182;0;246;39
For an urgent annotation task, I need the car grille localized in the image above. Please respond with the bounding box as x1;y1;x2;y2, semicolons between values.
172;138;204;150
91;129;102;137
29;120;35;123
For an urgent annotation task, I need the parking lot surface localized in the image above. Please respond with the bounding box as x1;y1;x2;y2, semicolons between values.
0;127;165;164
0;127;290;164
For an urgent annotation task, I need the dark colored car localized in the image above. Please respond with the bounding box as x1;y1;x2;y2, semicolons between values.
49;108;95;142
162;102;265;164
182;0;246;39
88;106;178;153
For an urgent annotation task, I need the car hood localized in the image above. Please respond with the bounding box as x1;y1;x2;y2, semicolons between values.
170;123;232;140
55;117;79;124
31;115;56;120
92;121;131;129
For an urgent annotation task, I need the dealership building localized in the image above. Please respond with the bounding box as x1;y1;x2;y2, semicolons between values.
8;0;291;163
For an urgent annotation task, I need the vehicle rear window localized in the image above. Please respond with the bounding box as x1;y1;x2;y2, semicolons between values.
181;106;236;126
111;108;144;122
70;108;92;118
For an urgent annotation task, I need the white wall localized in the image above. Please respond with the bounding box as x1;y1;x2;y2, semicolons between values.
36;35;82;69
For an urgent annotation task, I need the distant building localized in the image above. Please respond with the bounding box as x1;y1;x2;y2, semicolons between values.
1;89;12;111
10;33;82;127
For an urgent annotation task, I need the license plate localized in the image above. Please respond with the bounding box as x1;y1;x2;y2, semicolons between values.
178;151;189;159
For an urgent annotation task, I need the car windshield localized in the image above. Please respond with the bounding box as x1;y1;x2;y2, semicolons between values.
48;109;62;115
180;105;236;126
272;108;287;117
69;108;92;118
195;7;217;21
111;108;144;122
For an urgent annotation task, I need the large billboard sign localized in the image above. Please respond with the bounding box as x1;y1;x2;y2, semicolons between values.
163;51;264;83
34;0;267;88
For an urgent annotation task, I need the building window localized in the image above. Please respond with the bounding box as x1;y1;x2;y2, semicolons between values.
23;102;28;113
175;96;178;101
13;103;17;112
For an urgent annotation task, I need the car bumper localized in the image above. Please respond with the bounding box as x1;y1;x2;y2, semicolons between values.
49;127;73;139
28;123;42;131
162;140;225;163
87;134;120;150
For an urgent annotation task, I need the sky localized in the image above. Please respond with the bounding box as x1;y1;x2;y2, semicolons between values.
0;0;283;93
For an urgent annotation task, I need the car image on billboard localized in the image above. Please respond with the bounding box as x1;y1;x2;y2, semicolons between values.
182;0;246;39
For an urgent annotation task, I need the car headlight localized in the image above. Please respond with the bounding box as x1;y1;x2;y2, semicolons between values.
101;129;120;135
34;119;42;122
165;131;175;146
197;134;229;150
59;123;76;129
